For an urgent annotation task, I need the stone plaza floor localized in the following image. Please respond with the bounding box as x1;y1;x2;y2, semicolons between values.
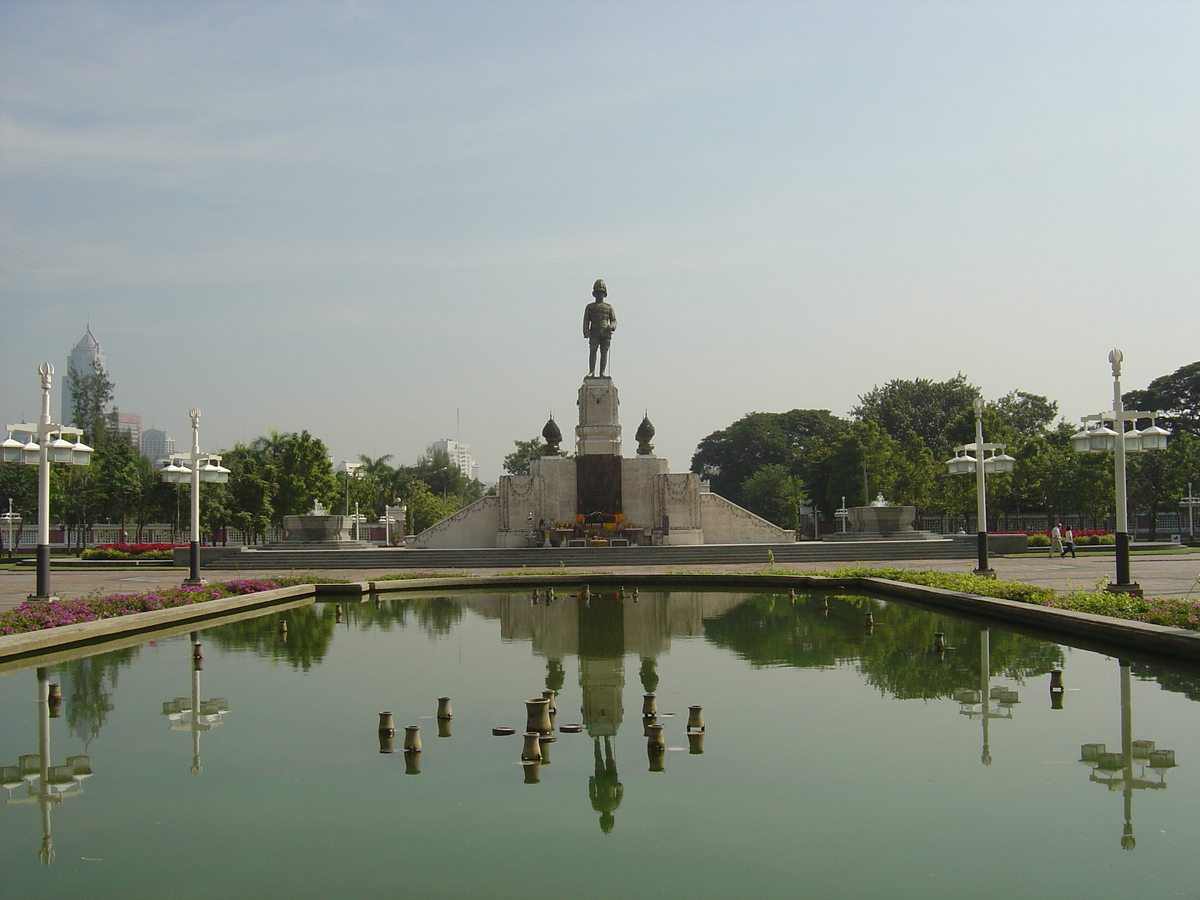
2;549;1199;613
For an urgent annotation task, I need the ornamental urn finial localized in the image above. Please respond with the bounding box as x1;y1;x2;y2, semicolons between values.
635;414;655;456
542;416;562;455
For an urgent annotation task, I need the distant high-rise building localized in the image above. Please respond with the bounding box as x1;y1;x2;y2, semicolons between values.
142;428;175;462
433;439;479;481
117;413;142;451
63;326;109;425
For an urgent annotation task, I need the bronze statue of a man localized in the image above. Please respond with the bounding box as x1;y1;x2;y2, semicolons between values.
583;278;617;377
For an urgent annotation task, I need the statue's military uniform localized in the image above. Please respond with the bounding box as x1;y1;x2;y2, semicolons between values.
583;278;617;377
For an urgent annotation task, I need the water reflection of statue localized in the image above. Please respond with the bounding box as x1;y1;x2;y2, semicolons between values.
589;736;623;834
583;279;617;377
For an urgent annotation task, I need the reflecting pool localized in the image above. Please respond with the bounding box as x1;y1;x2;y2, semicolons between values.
2;588;1198;899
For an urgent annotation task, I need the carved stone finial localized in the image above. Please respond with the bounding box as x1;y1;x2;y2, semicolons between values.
542;416;562;455
635;414;655;456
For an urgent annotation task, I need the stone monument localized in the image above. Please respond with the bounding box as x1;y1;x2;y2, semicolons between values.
411;278;794;548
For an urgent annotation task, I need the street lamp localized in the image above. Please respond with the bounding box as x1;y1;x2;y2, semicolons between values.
340;461;363;540
2;499;21;559
1180;483;1198;543
1071;350;1170;596
160;410;229;586
945;397;1015;576
3;363;93;600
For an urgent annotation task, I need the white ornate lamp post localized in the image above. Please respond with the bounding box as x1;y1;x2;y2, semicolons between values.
340;461;363;540
160;410;229;586
945;397;1015;576
1071;350;1170;596
2;500;21;559
3;363;93;600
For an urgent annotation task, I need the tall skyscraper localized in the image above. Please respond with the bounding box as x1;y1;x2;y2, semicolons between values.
62;326;109;425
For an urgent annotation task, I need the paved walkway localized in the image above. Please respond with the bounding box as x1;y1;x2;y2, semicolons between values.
3;551;1199;613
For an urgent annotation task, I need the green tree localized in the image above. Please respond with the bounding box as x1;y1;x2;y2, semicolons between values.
690;409;849;508
0;462;37;556
990;391;1058;438
270;431;338;524
132;461;174;543
852;374;979;457
818;421;902;511
67;358;117;445
739;465;805;530
94;433;143;542
503;438;547;476
224;444;276;544
1123;359;1200;437
355;454;396;518
408;480;460;533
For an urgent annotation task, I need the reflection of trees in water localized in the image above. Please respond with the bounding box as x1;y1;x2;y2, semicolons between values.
703;593;1063;701
209;596;465;671
210;605;335;672
1130;662;1200;702
339;596;464;637
54;646;139;746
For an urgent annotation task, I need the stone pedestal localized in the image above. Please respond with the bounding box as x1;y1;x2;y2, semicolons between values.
530;456;576;525
576;378;621;456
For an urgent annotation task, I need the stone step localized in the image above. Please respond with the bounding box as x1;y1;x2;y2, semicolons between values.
203;540;974;571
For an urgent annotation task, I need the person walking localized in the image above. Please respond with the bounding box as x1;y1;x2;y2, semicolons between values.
1061;526;1076;558
1050;523;1063;558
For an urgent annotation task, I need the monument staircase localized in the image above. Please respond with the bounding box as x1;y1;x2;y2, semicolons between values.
203;539;974;572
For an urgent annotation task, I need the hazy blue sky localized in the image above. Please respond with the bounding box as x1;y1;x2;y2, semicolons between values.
2;1;1197;481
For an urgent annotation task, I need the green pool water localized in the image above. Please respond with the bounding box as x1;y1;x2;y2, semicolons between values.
1;588;1197;899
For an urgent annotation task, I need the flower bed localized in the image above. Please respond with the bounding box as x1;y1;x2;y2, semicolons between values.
820;566;1200;631
81;543;188;561
0;575;326;635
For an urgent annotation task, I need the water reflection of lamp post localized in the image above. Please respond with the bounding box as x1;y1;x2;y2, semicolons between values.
951;629;1019;765
1078;659;1178;851
1071;350;1171;596
0;668;93;865
945;398;1015;577
160;410;230;586
3;363;94;599
161;632;229;774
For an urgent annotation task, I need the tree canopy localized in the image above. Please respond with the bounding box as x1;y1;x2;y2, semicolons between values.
1124;360;1200;437
852;374;979;456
